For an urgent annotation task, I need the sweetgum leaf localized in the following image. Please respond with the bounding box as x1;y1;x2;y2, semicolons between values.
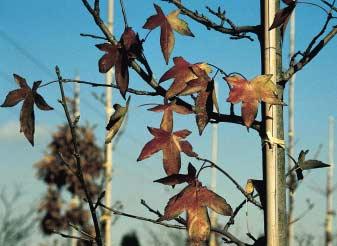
154;163;197;186
159;183;232;244
137;127;197;175
160;57;211;99
105;97;130;144
148;100;192;132
1;89;27;107
96;28;142;98
269;3;296;40
20;94;35;146
225;74;283;128
1;74;53;146
143;4;194;64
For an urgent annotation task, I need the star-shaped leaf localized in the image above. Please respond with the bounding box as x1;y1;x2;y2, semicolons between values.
290;150;330;180
158;182;232;244
1;74;53;146
105;97;130;144
96;27;142;98
159;57;212;99
154;162;197;187
148;100;192;132
224;74;283;128
137;127;197;175
269;1;296;40
143;4;194;64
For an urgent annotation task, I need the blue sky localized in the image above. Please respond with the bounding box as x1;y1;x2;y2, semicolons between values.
0;0;336;245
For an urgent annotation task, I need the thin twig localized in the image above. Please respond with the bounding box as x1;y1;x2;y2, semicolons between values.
69;222;96;240
282;6;337;82
39;79;158;96
161;0;260;40
80;33;107;40
119;0;129;28
53;230;95;244
195;156;263;209
55;66;103;246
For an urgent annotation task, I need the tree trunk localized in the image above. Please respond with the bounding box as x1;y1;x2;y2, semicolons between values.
260;0;287;245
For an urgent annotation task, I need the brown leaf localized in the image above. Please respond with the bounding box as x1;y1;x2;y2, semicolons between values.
96;43;118;73
20;94;35;146
154;163;197;186
148;100;192;132
269;3;296;40
160;57;211;99
13;74;29;88
115;49;129;99
137;127;196;175
105;97;130;144
143;4;194;64
1;74;53;145
225;74;283;128
96;28;142;98
159;183;232;244
1;89;27;107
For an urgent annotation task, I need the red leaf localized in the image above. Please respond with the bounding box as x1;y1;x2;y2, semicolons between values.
96;43;118;73
143;4;194;63
137;127;196;175
225;74;283;128
115;49;129;99
159;183;232;244
160;57;212;99
148;100;192;132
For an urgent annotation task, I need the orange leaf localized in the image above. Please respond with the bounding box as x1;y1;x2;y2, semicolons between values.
159;183;232;244
148;100;192;132
143;4;194;64
224;74;283;128
137;127;197;175
159;57;211;99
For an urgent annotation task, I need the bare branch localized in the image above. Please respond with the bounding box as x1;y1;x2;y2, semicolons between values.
195;156;263;209
97;201;249;246
162;0;260;40
80;33;107;40
53;230;95;244
55;66;103;246
40;78;158;96
282;11;337;82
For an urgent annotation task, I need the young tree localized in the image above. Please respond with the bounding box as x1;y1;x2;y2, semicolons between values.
1;0;336;246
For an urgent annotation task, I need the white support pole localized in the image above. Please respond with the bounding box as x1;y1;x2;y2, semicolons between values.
104;0;114;245
325;116;334;246
262;0;286;245
287;9;296;246
71;75;80;246
209;82;219;246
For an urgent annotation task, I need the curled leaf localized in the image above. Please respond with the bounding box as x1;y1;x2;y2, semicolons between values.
105;97;130;144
